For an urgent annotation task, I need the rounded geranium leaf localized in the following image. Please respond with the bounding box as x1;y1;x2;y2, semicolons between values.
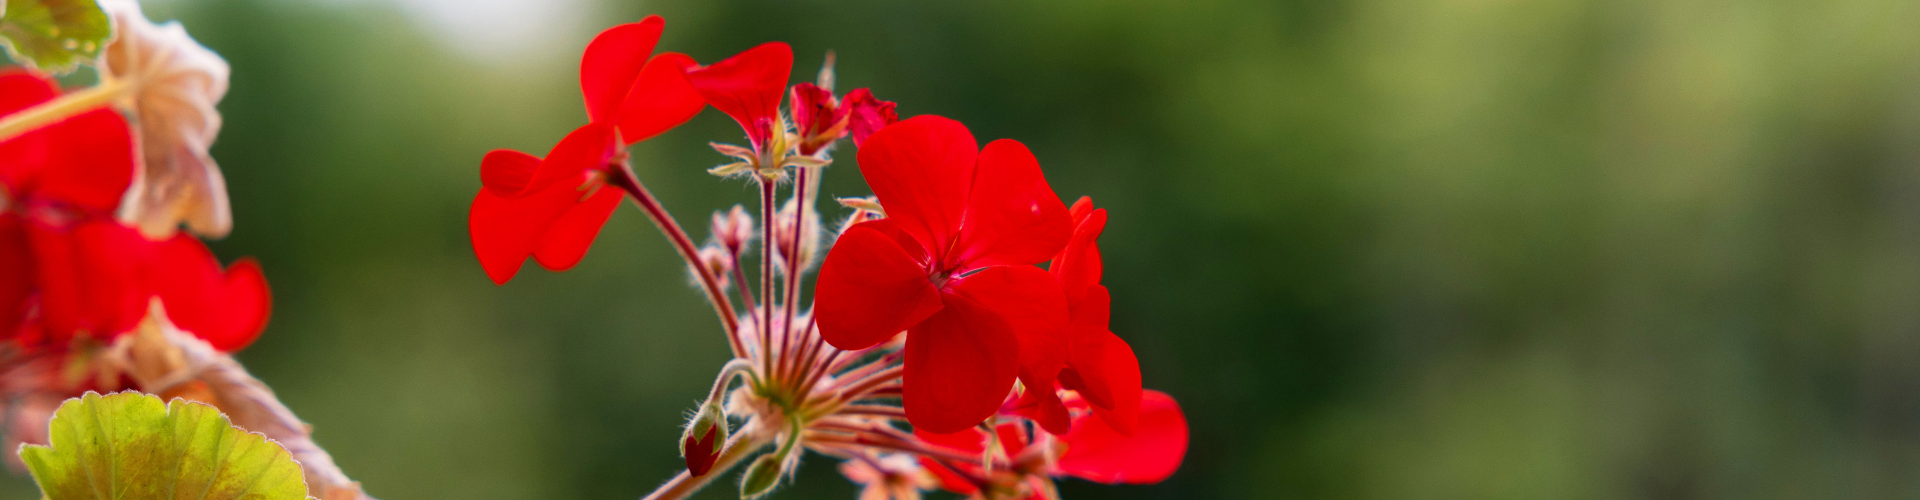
0;0;112;74
815;220;944;351
903;293;1019;434
19;391;310;500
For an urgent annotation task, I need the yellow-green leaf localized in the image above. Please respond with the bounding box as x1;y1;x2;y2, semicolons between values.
0;0;110;74
19;391;312;500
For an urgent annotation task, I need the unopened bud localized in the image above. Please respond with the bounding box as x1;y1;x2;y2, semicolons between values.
774;198;823;274
694;245;732;290
712;205;754;253
816;51;836;92
681;400;728;476
740;453;786;497
835;196;885;233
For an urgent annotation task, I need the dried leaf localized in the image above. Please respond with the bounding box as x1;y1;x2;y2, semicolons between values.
97;0;232;238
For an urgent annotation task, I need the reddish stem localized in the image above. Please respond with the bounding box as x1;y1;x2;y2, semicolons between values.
758;177;779;379
611;165;744;358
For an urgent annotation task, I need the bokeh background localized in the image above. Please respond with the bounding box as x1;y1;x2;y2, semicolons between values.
10;0;1920;498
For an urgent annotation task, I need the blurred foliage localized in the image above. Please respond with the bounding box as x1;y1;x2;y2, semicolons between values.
7;0;1920;498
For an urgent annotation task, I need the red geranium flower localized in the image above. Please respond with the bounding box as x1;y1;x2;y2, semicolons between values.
1;68;143;339
1;69;271;351
917;389;1189;496
841;88;897;147
150;233;272;351
469;16;705;285
789;82;895;155
785;82;843;156
682;42;792;158
1017;197;1143;435
814;115;1073;433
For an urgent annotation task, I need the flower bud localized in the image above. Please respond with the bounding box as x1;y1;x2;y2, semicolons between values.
774;198;823;274
739;453;785;497
815;51;836;93
789;82;849;156
694;245;732;290
680;400;728;476
711;205;754;254
835;196;885;233
843;89;897;147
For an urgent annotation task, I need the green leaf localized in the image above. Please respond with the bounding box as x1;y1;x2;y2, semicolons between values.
19;391;313;500
0;0;110;74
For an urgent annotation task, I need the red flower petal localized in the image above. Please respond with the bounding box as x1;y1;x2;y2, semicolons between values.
915;425;989;454
0;216;31;336
904;292;1020;434
842;88;897;147
0;70;136;214
815;220;944;351
789;82;848;154
479;149;539;197
854;115;976;257
683;425;719;477
1061;286;1141;435
27;219;153;339
1051;203;1107;303
948;265;1069;433
951;139;1071;269
0;69;57;113
614;52;705;145
532;184;623;271
152;235;271;352
683;42;792;152
1055;389;1187;484
579;16;663;124
468;125;618;285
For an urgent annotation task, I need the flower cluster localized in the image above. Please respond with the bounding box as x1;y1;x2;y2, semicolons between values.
470;15;1187;500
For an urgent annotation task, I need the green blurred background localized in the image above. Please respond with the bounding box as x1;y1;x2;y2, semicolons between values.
13;0;1920;498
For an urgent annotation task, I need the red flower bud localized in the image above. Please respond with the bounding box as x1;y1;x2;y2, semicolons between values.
842;88;897;147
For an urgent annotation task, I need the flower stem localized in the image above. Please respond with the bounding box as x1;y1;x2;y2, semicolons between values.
0;79;127;143
778;167;811;384
640;429;772;500
758;177;779;380
612;164;745;358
